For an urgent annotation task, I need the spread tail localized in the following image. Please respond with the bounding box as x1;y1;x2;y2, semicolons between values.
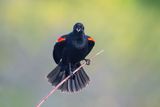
47;63;90;92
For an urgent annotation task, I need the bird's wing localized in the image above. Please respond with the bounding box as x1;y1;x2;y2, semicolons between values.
53;36;66;64
86;36;95;55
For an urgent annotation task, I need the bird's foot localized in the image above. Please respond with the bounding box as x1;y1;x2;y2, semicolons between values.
84;59;91;65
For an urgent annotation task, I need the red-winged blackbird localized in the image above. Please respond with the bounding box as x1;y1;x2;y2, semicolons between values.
47;23;95;92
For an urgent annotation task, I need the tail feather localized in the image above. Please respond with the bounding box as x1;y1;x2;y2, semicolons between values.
78;70;86;87
63;80;69;92
76;71;84;89
58;72;66;90
74;74;80;91
47;63;90;92
80;68;90;84
70;79;74;92
47;66;61;84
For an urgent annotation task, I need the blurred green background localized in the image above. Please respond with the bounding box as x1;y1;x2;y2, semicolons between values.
0;0;160;107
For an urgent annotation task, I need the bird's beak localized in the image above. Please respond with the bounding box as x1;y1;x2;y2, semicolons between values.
76;28;81;32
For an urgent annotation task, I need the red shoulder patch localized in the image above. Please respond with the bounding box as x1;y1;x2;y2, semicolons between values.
57;37;65;42
88;37;95;42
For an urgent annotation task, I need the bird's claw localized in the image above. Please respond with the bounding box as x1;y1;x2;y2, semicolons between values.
84;59;91;65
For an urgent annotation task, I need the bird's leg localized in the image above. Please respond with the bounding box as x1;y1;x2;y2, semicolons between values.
69;63;75;79
84;59;91;65
69;63;72;75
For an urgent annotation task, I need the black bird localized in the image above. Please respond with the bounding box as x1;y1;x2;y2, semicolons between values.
47;23;95;92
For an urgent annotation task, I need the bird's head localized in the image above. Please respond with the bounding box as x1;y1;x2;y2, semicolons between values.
73;23;84;34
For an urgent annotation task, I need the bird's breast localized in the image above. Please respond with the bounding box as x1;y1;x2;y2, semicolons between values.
63;37;88;63
71;38;88;49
